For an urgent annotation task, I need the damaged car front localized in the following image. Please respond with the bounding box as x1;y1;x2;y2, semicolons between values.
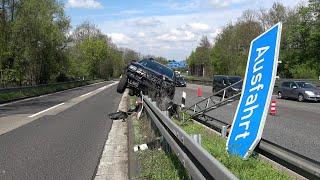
117;59;176;101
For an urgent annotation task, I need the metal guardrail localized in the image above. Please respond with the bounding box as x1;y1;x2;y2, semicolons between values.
192;114;320;180
0;80;90;93
143;95;238;180
182;78;320;179
186;80;242;117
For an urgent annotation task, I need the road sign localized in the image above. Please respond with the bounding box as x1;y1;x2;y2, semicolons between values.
226;22;282;159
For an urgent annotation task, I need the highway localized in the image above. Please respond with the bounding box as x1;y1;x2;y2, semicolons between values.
174;83;320;163
0;81;121;180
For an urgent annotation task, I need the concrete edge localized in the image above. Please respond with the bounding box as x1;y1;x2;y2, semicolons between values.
127;95;140;179
93;89;129;180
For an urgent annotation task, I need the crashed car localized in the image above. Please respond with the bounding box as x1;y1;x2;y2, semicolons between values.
117;59;176;107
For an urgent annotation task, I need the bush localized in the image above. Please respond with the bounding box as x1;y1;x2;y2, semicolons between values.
289;63;318;79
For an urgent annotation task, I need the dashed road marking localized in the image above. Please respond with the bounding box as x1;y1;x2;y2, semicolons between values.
28;103;65;118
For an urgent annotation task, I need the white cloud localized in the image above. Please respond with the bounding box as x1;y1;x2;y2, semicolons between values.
133;18;162;27
207;0;253;8
66;0;103;9
156;29;196;42
100;9;244;59
137;32;146;38
181;23;211;32
108;33;131;45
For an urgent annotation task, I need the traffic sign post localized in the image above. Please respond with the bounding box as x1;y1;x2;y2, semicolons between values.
226;23;282;159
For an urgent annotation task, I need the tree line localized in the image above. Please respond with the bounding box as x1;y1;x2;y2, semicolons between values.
0;0;169;88
187;1;319;79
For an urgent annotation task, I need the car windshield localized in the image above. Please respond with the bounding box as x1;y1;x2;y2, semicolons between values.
228;77;242;84
296;82;315;88
144;61;174;79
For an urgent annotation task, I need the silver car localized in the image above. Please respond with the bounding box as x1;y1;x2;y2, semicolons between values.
278;81;320;102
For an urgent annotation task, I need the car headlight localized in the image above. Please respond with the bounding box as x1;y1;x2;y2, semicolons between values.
305;91;315;96
128;65;137;71
136;68;146;76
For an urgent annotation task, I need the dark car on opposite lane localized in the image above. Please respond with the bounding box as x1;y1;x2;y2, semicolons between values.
212;75;243;97
175;74;187;87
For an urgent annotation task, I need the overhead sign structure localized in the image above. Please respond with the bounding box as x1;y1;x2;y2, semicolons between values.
226;22;282;159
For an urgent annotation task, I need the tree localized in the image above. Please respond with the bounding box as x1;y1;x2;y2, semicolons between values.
71;21;105;43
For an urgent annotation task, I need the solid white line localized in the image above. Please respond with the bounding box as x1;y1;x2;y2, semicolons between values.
80;92;93;97
28;103;65;118
98;86;107;91
0;81;109;107
27;82;118;118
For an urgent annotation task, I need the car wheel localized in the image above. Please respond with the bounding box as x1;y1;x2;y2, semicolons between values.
129;89;134;96
157;95;172;111
298;94;304;102
277;92;282;99
148;89;157;101
117;75;127;93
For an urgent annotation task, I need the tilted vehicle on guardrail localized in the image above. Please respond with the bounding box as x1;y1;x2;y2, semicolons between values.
117;58;176;110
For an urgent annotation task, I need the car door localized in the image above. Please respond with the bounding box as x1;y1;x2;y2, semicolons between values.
288;82;299;98
281;82;290;97
215;76;223;91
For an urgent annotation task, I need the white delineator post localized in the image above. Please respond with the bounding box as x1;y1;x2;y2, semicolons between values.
181;91;186;108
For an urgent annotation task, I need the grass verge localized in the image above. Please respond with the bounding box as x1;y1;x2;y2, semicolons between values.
175;119;291;180
131;103;189;180
0;79;104;103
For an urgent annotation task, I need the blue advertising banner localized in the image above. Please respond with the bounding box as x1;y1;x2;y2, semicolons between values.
226;23;282;159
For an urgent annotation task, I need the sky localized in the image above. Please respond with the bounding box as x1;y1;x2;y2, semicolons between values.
64;0;306;60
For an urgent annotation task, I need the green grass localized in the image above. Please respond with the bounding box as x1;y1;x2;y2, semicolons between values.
131;107;189;180
175;120;292;180
0;79;104;103
137;150;189;180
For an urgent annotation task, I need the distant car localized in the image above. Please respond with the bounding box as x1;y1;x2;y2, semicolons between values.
212;75;242;97
117;59;176;100
175;74;186;87
278;81;320;102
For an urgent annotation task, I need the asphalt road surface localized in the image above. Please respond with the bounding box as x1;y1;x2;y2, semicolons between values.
0;81;121;180
174;83;320;163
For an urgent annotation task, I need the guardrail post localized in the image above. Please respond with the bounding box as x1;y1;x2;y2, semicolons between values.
191;134;202;146
221;126;227;138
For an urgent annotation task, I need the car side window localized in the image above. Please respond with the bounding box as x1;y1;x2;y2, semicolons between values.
290;82;297;88
139;60;147;66
217;77;222;83
282;82;290;87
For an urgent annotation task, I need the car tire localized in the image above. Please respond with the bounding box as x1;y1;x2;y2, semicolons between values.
298;94;304;102
148;89;157;101
157;95;171;111
277;92;282;99
117;75;127;93
129;89;134;96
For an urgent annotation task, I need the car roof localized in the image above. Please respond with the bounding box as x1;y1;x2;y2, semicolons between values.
282;80;306;83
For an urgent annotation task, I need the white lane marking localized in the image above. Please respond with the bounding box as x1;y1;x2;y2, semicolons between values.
27;82;118;118
28;103;65;118
98;86;107;91
80;92;93;97
0;81;108;107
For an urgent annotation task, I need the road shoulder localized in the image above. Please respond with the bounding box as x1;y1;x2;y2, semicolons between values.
95;89;129;179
